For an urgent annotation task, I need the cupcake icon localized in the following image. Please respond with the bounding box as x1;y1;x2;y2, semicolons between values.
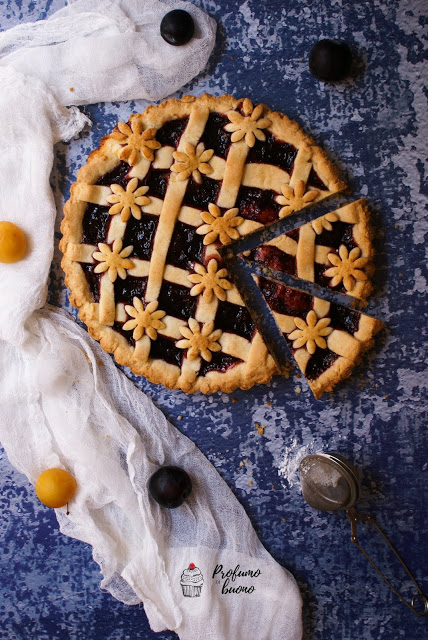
180;563;204;597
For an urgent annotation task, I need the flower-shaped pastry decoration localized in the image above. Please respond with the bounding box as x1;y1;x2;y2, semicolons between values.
111;120;161;166
311;211;339;235
171;142;214;184
187;259;233;302
276;180;319;218
196;203;244;246
225;98;272;148
324;246;368;292
123;298;166;341
106;178;150;222
289;310;333;355
176;318;222;362
93;238;134;282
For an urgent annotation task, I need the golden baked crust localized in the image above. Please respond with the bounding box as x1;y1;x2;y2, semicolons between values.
61;93;346;394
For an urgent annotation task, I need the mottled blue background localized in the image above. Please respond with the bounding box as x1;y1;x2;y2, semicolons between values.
0;1;427;639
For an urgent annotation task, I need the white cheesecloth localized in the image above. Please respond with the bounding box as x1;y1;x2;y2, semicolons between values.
0;2;303;639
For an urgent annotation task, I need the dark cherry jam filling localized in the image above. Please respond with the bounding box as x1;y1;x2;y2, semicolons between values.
259;277;312;318
314;221;356;251
141;168;170;200
304;350;339;380
235;186;281;225
166;221;205;270
328;303;360;334
95;161;130;188
155;117;188;148
182;174;221;210
122;214;159;261
314;262;345;291
307;167;327;191
287;228;300;242
199;352;243;376
215;301;256;341
247;131;298;174
250;245;297;276
198;112;232;159
113;322;135;348
114;276;148;307
157;281;197;321
81;204;111;245
80;263;101;303
149;334;184;368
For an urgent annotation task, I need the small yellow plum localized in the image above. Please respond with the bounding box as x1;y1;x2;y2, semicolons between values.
0;221;27;263
35;468;77;509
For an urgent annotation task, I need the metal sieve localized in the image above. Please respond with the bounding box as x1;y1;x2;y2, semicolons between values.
299;452;428;617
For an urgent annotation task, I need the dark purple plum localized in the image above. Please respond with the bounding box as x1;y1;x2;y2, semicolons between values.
160;10;194;46
309;40;352;82
148;466;192;509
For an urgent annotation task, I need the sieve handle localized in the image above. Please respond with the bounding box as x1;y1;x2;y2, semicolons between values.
346;506;428;617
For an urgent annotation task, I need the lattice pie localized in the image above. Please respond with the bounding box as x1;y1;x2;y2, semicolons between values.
61;94;381;395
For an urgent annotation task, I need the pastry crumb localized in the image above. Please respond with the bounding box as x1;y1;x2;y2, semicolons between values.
248;480;253;486
294;386;301;394
282;361;293;378
256;423;265;435
232;397;238;403
177;415;183;420
69;87;74;92
266;401;273;406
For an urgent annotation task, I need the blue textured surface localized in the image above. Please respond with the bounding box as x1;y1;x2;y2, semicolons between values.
1;1;427;639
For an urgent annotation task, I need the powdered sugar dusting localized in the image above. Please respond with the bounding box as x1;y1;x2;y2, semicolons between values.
299;458;343;488
278;439;317;488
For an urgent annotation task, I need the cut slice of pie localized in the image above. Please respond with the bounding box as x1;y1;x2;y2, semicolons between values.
252;274;383;399
60;93;347;394
241;199;375;305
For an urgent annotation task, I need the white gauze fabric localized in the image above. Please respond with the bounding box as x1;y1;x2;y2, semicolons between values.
0;0;217;105
0;3;303;639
